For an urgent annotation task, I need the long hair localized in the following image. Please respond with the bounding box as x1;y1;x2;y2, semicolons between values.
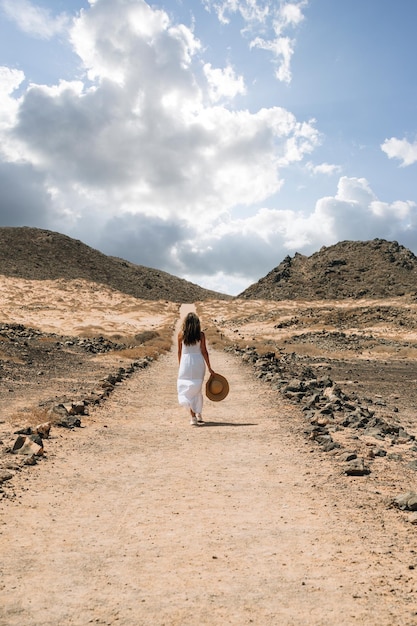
182;312;201;345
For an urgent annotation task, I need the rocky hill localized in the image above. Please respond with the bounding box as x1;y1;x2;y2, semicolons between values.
0;227;229;302
238;239;417;300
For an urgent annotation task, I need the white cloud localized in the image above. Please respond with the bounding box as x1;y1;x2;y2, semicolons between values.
0;66;27;162
167;176;417;292
4;0;318;231
278;2;306;30
70;0;186;85
250;2;307;82
315;177;417;242
0;66;25;95
204;1;307;83
381;137;417;167
306;161;341;175
0;67;24;130
203;63;246;102
203;0;269;25
0;0;69;39
250;35;294;83
11;77;318;225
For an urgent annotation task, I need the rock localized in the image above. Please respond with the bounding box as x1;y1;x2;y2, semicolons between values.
317;376;333;388
84;393;102;405
12;435;43;456
344;458;370;476
344;401;359;411
307;426;329;439
101;380;115;390
62;402;87;415
35;421;51;439
387;453;403;461
30;434;43;447
305;393;321;408
408;512;417;524
322;441;340;452
323;386;343;402
284;391;305;402
284;379;305;393
56;415;81;429
48;404;69;420
315;434;333;446
0;470;14;484
393;492;417;510
338;452;357;462
407;495;417;511
24;455;38;466
373;448;387;457
398;428;414;440
104;374;118;385
407;460;417;471
363;427;385;440
14;426;33;435
71;401;87;415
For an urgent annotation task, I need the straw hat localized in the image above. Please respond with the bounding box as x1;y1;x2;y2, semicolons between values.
206;372;229;402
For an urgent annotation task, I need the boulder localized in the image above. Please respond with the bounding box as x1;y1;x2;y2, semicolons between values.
407;495;417;511
71;401;87;415
56;415;81;429
284;379;305;393
35;421;51;438
344;458;370;476
48;404;69;421
12;435;43;456
393;491;417;511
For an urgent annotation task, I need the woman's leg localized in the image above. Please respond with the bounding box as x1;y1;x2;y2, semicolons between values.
189;408;199;425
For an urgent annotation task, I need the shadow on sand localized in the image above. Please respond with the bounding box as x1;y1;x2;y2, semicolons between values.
199;421;257;427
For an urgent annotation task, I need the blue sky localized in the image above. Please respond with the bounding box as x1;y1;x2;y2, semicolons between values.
1;0;417;295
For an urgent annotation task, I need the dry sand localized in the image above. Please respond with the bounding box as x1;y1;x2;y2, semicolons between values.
0;276;176;337
1;304;417;625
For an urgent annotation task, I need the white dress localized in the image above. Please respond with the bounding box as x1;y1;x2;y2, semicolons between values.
177;341;206;414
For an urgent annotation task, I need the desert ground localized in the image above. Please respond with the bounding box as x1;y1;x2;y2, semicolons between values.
1;279;417;625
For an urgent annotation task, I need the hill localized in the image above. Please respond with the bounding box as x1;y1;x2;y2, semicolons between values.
0;227;229;302
238;239;417;300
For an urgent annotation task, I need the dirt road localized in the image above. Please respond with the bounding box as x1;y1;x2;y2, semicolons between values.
1;307;416;625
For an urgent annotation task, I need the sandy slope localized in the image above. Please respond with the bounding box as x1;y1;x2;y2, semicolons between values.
1;307;417;625
0;276;176;336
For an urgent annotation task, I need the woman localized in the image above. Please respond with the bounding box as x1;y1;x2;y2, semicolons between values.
177;312;214;426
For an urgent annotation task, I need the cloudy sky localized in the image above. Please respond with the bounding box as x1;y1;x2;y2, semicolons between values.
1;0;417;295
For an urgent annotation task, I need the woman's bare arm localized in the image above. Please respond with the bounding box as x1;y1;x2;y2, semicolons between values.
200;331;214;374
